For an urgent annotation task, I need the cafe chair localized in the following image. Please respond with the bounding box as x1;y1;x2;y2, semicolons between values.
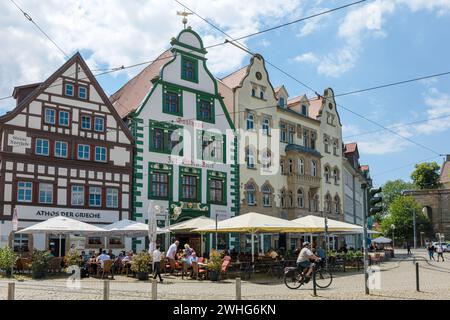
220;260;231;279
191;261;207;280
98;260;114;279
47;257;63;274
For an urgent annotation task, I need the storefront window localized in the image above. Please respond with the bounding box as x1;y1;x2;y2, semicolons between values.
87;237;103;246
13;233;29;253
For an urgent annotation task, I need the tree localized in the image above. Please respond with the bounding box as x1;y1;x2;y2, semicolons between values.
411;162;441;189
381;196;433;245
374;179;416;223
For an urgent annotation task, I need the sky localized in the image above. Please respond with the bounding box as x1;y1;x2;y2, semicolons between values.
1;0;450;187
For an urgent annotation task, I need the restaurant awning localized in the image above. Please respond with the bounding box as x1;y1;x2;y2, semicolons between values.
16;216;107;235
104;219;167;237
291;215;361;233
166;216;216;233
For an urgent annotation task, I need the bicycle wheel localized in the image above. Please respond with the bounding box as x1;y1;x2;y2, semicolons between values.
284;272;303;289
314;269;333;289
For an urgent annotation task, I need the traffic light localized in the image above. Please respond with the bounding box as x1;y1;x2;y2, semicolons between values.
368;187;382;216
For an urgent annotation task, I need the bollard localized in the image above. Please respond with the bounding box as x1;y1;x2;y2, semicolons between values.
416;262;420;292
235;277;241;300
312;272;317;297
152;279;157;300
103;280;110;300
7;282;15;300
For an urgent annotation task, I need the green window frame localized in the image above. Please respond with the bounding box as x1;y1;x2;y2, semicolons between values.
196;130;226;163
149;119;183;155
162;84;183;116
179;166;202;203
148;163;173;200
181;55;198;83
196;94;215;123
207;171;227;205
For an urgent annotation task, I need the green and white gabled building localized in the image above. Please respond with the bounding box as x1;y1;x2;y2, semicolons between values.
111;27;239;253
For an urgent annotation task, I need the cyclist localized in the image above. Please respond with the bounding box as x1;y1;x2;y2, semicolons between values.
296;241;321;283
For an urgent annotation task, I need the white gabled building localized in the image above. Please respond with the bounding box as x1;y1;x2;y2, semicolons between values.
0;53;134;256
111;26;238;254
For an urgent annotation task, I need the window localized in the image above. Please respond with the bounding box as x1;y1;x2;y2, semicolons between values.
17;181;32;202
281;190;286;208
246;184;255;205
334;196;340;214
39;183;53;204
298;158;304;175
288;159;293;174
280;159;285;175
44;108;56;124
262;185;271;207
78;86;87;99
333;140;339;156
81;115;91;130
288;191;293;208
201;134;223;162
311;160;317;177
325;166;330;183
262;117;270;135
279;97;285;107
95;146;107;162
77;144;90;160
106;188;119;208
325;194;332;213
246;112;254;130
151;172;169;198
209;179;223;203
181;56;197;82
152;128;164;151
301;105;308;116
94;117;104;132
251;88;256;97
13;233;29;253
324;137;330;153
261;149;271;170
89;187;102;207
288;125;295;144
65;83;74;96
150;123;183;155
246;147;255;168
164;91;180;115
198;99;213;122
35;139;49;156
58;111;69;127
333;168;339;185
54;141;68;158
312;194;319;212
297;189;304;208
181;175;197;201
280;122;287;142
310;132;316;149
71;185;84;206
260;88;265;99
303;129;309;147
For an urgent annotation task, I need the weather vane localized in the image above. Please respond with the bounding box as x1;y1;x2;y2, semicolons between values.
177;10;192;29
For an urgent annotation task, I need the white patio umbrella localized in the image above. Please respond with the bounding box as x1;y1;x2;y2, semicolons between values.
104;219;167;237
371;236;392;244
17;216;107;257
292;215;361;233
193;212;308;263
148;201;158;253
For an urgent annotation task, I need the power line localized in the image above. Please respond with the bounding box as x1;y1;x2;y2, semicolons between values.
9;0;69;58
371;156;441;177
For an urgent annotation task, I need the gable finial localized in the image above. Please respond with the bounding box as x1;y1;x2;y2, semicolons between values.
177;10;193;29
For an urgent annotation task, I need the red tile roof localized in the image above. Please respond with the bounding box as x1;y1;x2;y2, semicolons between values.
308;97;323;119
220;65;249;89
344;143;358;154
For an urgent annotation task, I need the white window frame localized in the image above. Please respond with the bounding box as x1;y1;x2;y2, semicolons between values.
106;188;119;208
94;117;105;132
71;185;85;206
246;112;254;130
54;141;68;158
77;144;90;160
17;181;33;203
39;183;53;204
44;108;56;124
89;187;102;207
95;146;107;162
58;110;70;127
35;138;49;156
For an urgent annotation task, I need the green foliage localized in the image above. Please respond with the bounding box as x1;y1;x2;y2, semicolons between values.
207;249;222;272
381;196;433;244
380;180;417;218
31;250;52;279
0;246;18;272
411;162;441;190
64;249;80;267
130;251;151;273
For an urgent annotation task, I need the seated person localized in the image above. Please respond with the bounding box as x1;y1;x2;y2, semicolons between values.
108;249;116;260
96;250;111;268
122;251;133;263
80;251;90;263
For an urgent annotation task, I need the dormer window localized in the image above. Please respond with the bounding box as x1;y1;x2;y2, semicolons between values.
181;56;198;82
260;87;265;99
279;97;285;107
78;86;87;99
301;105;308;116
65;84;74;97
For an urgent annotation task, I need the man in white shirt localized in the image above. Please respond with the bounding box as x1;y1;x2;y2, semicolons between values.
96;250;111;268
167;240;179;274
437;243;445;262
152;244;163;282
296;242;320;282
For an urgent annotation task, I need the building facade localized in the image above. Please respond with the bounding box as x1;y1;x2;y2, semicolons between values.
111;27;238;253
0;53;134;256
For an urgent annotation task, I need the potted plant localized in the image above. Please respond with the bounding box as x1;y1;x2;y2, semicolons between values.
31;249;51;279
207;250;222;281
0;246;17;277
64;249;80;269
130;251;151;280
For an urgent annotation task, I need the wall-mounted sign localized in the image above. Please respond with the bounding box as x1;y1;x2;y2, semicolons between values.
8;134;31;148
15;205;119;224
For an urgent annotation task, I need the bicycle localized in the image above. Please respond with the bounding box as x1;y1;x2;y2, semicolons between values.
284;259;333;290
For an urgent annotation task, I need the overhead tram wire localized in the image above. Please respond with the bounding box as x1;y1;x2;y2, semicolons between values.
9;0;69;59
371;155;442;177
174;0;444;158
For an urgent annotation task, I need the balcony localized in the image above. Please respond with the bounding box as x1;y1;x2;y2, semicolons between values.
285;144;321;158
287;173;321;187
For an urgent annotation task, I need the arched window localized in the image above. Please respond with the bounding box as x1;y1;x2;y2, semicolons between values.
311;160;317;177
246;147;255;168
288;191;293;208
298;158;304;175
324;136;330;153
261;149;271;170
262;184;271;207
311;194;319;212
288;159;293;174
280;189;286;208
297;189;304;208
246;183;256;205
333;168;339;185
333;140;339;155
280;159;285;175
334;195;340;214
324;166;330;183
325;194;332;213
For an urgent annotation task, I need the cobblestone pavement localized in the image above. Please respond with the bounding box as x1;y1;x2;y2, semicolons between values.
1;249;449;300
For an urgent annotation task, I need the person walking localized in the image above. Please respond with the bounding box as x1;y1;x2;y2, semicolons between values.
427;243;435;261
407;243;411;255
166;240;179;274
152;244;163;282
436;243;445;262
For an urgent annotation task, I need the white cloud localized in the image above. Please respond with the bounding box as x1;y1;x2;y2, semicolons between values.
415;88;450;134
293;52;319;63
0;0;303;111
297;7;330;37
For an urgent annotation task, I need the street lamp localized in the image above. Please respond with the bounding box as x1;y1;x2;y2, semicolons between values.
391;224;395;248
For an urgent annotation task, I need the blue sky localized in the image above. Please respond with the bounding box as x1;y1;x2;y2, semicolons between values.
2;0;450;187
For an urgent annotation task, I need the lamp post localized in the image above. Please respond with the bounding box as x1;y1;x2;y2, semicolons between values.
420;232;424;247
391;224;395;248
413;208;417;250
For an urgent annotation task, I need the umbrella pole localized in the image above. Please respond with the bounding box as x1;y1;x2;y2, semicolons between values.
104;236;107;251
251;233;255;264
59;234;62;257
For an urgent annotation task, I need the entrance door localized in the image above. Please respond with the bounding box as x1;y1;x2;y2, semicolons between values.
49;237;66;257
177;234;201;254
